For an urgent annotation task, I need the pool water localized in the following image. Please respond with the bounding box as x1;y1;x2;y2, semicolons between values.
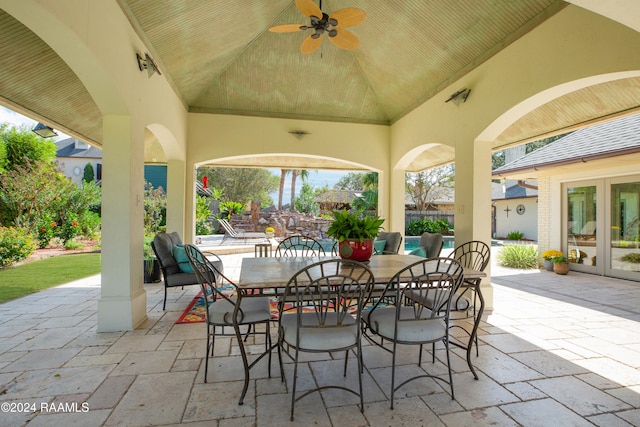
404;236;454;252
318;236;454;254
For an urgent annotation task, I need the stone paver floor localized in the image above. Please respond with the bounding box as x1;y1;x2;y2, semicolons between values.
0;248;639;426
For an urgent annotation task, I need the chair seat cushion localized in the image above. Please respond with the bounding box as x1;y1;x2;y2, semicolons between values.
165;271;199;287
280;312;358;351
208;296;271;325
364;306;445;343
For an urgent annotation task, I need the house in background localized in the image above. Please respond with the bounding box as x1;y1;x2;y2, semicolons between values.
492;180;538;240
493;113;640;281
55;138;102;185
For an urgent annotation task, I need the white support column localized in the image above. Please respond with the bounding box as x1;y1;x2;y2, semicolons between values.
455;139;494;310
98;115;147;331
184;163;196;244
165;159;186;239
388;168;407;237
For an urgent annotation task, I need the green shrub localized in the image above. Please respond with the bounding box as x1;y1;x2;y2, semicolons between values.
506;230;524;240
58;213;80;244
35;213;57;248
406;218;453;236
219;201;245;218
79;211;101;239
621;253;640;263
496;244;538;269
0;227;36;267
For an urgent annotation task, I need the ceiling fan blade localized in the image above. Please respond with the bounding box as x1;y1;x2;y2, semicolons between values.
329;8;366;27
295;0;322;18
301;34;323;54
328;29;359;50
269;23;305;33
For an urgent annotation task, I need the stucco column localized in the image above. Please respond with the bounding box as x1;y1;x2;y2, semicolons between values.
98;115;147;331
165;159;186;239
455;139;494;310
184;164;196;243
388;168;406;236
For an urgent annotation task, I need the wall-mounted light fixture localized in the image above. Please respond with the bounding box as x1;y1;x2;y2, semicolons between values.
288;130;311;139
32;122;57;138
445;88;471;105
136;53;162;78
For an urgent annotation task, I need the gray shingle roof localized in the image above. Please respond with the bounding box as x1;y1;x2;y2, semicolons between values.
493;113;640;175
55;138;102;159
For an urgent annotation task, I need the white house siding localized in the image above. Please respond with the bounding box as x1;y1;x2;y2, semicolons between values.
494;197;538;240
56;157;101;186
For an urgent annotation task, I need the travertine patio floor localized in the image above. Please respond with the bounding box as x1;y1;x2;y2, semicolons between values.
0;248;639;426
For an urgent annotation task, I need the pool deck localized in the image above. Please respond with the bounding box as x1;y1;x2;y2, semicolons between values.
0;245;638;426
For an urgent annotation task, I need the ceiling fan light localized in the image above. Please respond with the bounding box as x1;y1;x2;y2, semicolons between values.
316;27;325;34
300;25;309;30
328;29;337;37
329;18;338;26
311;32;321;39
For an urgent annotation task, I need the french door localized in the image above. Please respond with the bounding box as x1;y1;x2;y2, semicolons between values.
564;175;640;281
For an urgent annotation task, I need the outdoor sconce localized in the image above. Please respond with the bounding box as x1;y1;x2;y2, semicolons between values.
445;88;471;105
32;122;57;138
136;52;162;78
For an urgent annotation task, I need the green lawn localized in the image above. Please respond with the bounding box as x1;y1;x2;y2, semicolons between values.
0;253;101;304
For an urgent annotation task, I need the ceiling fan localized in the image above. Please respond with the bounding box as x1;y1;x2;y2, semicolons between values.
269;0;366;54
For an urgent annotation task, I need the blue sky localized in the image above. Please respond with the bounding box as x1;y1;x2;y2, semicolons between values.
268;168;351;205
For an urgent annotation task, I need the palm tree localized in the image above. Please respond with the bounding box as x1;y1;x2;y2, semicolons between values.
362;172;378;189
278;169;290;210
290;169;309;211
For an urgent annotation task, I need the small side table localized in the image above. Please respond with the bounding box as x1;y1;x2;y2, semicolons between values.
254;243;272;257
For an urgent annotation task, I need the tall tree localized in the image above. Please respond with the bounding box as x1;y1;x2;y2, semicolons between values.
362;172;378;189
290;169;309;210
0;125;56;171
278;169;290;210
334;172;365;191
405;165;455;211
198;167;279;207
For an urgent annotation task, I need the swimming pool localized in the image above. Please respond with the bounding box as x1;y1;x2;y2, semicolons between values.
317;236;454;253
404;235;454;252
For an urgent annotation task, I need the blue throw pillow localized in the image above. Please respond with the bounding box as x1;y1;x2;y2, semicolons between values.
173;244;194;273
409;246;427;258
373;239;386;254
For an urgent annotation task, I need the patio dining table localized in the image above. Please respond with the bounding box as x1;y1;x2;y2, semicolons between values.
238;254;486;379
238;254;486;289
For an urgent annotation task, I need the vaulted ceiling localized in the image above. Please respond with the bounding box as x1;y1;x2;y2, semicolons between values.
120;0;565;125
2;0;640;170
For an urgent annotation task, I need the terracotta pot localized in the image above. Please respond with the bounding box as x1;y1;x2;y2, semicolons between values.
553;261;569;275
338;239;374;262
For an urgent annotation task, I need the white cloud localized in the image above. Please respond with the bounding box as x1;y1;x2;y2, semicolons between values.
0;106;69;140
0;106;36;128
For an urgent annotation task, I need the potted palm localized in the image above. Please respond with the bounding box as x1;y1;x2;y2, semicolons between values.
326;209;384;262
